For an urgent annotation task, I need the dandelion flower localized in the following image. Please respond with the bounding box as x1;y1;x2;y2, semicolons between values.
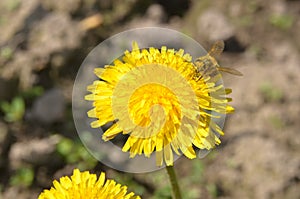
85;42;233;166
38;169;141;199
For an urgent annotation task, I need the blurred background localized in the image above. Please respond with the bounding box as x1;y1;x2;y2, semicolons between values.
0;0;299;198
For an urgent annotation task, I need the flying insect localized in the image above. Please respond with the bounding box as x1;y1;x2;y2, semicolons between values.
194;41;243;80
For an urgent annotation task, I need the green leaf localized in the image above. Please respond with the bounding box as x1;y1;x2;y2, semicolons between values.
0;97;25;122
21;86;44;99
10;167;34;187
56;138;73;156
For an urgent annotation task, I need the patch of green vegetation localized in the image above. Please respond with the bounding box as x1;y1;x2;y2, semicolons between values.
56;137;98;170
269;14;294;30
206;183;218;198
5;0;21;11
269;115;285;129
152;185;172;199
207;150;218;160
0;96;25;122
259;82;283;102
0;46;13;60
238;15;253;27
190;160;205;183
10;167;34;187
176;160;205;198
0;86;44;122
247;1;260;13
21;86;44;99
183;189;200;199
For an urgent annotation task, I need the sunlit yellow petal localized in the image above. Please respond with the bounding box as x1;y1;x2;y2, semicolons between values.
102;123;122;141
38;169;140;199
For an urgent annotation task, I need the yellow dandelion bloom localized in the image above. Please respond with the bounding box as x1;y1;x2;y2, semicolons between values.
38;169;141;199
85;41;233;166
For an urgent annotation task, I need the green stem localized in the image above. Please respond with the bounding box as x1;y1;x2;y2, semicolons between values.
166;165;182;199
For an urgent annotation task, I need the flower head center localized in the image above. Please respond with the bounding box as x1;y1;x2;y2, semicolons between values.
128;83;181;138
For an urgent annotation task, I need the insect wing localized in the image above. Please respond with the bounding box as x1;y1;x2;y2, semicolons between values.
218;66;243;76
198;149;211;159
208;41;225;57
